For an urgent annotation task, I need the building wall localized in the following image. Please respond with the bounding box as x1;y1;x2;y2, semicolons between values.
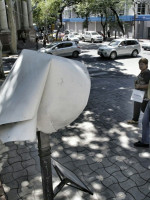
76;22;82;33
63;3;150;39
0;0;35;51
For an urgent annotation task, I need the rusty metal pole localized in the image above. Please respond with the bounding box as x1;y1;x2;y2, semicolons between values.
37;131;53;200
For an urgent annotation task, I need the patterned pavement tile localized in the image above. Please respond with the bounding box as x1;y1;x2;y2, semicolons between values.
128;186;146;200
138;182;150;196
119;178;136;191
105;164;120;174
122;167;138;178
0;56;150;200
130;174;147;186
102;176;118;187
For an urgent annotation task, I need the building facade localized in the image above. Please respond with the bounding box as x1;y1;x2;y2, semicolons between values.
0;0;34;51
63;2;150;39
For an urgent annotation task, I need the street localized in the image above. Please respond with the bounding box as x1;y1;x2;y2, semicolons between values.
0;41;150;200
76;40;150;77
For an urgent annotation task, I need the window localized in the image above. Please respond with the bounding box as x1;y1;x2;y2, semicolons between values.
119;8;124;16
120;41;126;46
126;40;138;45
57;44;64;49
91;32;98;35
63;43;72;48
137;3;145;15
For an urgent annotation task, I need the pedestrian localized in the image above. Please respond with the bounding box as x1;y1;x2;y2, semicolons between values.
35;36;39;50
21;31;26;44
107;30;110;38
127;58;150;124
43;36;46;47
134;95;150;148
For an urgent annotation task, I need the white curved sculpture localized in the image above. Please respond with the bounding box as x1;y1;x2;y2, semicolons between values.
0;50;91;143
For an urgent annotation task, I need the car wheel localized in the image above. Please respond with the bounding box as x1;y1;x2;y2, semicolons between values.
91;39;94;43
72;51;79;58
110;52;117;59
132;50;138;57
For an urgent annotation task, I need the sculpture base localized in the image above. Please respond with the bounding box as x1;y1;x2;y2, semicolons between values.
37;131;93;200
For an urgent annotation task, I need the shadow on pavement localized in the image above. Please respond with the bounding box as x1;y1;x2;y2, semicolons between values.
0;46;149;200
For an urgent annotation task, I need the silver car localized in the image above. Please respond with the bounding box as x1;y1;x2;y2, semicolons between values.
98;39;141;59
39;41;81;58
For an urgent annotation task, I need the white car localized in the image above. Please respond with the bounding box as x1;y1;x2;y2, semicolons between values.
97;38;141;59
39;41;81;58
142;41;150;50
82;31;103;43
62;34;79;43
71;32;81;40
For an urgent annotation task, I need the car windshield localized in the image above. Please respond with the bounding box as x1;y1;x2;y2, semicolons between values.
45;43;58;48
91;32;98;35
109;40;120;46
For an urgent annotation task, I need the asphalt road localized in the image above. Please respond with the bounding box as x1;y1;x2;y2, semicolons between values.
75;41;150;77
3;40;150;77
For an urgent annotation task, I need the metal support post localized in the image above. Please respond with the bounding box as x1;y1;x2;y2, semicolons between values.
37;131;53;200
37;131;93;199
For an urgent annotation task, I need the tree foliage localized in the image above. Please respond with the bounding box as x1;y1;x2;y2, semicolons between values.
32;0;85;39
32;0;84;28
74;0;130;37
74;0;95;30
32;0;148;38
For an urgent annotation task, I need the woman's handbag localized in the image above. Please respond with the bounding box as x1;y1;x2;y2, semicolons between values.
147;81;150;99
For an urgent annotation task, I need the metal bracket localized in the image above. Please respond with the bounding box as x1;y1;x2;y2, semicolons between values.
37;131;93;200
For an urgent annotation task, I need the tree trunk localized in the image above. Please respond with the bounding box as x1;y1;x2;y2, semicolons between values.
6;0;17;54
110;7;125;36
56;12;63;41
100;14;107;40
0;41;5;79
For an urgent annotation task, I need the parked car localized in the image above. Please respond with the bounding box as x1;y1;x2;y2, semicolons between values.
71;32;81;40
82;31;103;43
62;34;79;43
97;38;141;59
38;41;81;58
142;41;150;50
64;29;73;35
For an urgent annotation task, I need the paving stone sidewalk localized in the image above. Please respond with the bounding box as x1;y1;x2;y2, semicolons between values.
0;54;149;200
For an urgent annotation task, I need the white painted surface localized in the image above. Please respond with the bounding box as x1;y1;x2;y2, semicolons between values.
0;50;91;143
